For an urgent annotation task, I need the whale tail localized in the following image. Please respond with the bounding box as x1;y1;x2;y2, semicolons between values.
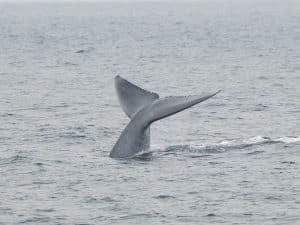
146;91;220;125
111;76;220;158
115;75;159;118
115;75;220;124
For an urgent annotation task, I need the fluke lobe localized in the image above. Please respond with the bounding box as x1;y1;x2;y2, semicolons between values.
110;76;220;158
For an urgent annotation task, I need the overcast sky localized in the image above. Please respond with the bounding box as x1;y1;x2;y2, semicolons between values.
0;0;196;1
0;0;233;1
0;0;219;3
0;0;188;1
0;0;262;2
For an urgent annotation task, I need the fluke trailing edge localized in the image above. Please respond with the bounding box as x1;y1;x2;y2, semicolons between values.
110;76;220;158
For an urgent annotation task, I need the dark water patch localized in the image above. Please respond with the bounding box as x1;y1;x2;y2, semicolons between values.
13;106;59;112
59;132;87;139
83;196;101;203
0;136;13;141
32;162;46;170
206;102;227;107
35;208;55;213
75;47;93;54
258;75;268;80
208;161;223;165
32;180;54;185
176;215;196;222
100;126;116;137
189;154;212;158
19;216;51;224
70;126;87;132
50;159;71;165
52;103;69;108
240;180;250;184
158;177;176;182
75;223;92;225
210;172;227;177
0;155;30;166
187;191;198;195
103;129;114;137
119;213;159;222
274;167;284;171
216;116;228;120
161;151;178;157
101;197;116;202
281;161;295;165
64;61;78;66
132;152;153;161
113;152;154;162
1;113;16;117
253;104;268;111
121;176;137;182
0;207;13;215
206;213;216;217
154;195;176;200
120;213;149;220
75;49;85;53
8;60;25;67
272;83;284;87
246;150;265;155
265;195;282;201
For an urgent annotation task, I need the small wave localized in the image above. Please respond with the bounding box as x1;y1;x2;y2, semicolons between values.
59;132;87;139
100;197;116;202
114;151;154;162
163;136;300;154
281;161;296;165
119;213;156;220
75;47;93;54
35;208;55;213
19;216;51;224
275;137;300;143
246;150;265;155
64;61;78;66
154;195;176;199
1;113;15;117
132;152;153;161
75;49;85;53
0;155;30;166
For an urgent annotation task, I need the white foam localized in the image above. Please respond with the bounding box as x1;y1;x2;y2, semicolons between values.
192;136;300;151
275;136;300;144
158;136;300;153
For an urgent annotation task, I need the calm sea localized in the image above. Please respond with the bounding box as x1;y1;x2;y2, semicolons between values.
0;1;299;224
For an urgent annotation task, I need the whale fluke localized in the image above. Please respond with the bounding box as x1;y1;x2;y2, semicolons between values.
146;92;221;125
115;75;159;118
110;76;220;158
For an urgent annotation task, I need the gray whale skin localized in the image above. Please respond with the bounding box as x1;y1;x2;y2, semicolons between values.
110;76;220;158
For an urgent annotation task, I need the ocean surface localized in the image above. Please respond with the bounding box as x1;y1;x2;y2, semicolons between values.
0;1;299;224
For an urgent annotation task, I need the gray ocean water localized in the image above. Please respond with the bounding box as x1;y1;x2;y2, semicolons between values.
0;1;300;224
